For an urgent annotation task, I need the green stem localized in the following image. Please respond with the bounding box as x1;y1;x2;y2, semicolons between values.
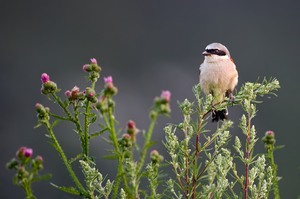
51;93;84;153
136;112;158;175
74;104;85;152
23;182;35;199
45;120;87;197
51;93;74;121
108;103;119;152
244;115;251;199
83;81;96;160
107;102;123;199
268;146;280;199
84;100;91;159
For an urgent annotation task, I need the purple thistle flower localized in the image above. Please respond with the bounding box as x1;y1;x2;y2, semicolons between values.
24;148;33;158
65;90;71;97
36;155;43;162
161;90;171;102
127;120;136;129
104;76;113;84
90;58;97;64
35;103;43;110
266;130;275;137
82;64;89;71
71;86;80;92
41;73;50;83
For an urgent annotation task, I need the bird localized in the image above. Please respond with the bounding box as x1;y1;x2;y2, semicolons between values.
199;42;238;122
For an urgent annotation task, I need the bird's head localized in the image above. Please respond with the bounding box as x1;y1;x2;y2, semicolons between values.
202;42;233;62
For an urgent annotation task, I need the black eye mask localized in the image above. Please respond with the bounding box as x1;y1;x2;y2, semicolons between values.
205;49;226;56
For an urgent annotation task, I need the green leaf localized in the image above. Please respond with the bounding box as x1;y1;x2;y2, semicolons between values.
90;113;97;124
51;120;61;128
32;173;52;182
49;113;71;121
274;145;285;150
89;128;109;139
50;183;80;195
146;141;156;148
102;155;118;160
34;123;42;129
69;153;83;164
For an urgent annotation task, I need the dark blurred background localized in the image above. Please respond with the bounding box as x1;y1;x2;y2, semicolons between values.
1;0;299;198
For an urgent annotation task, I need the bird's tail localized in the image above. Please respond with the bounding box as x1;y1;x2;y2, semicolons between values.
211;109;228;122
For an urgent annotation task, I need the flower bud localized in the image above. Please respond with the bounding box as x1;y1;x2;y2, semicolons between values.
85;87;97;103
127;120;138;140
83;64;93;72
262;130;276;145
41;81;58;94
153;90;171;115
119;133;132;148
35;103;45;113
66;86;81;101
34;155;44;170
128;120;135;129
104;76;118;96
17;166;28;179
95;96;107;112
90;71;100;81
6;158;19;170
65;90;72;98
16;147;26;158
36;155;43;163
150;150;164;164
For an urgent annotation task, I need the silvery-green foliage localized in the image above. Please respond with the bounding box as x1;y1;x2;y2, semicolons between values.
164;78;280;198
79;160;113;199
248;155;273;199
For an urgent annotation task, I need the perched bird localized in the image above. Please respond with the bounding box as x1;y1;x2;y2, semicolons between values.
199;42;238;122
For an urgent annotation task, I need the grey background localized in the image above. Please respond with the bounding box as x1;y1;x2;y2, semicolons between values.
1;0;299;198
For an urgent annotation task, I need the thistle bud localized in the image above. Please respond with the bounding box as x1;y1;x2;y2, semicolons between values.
85;87;97;103
262;130;276;145
119;133;132;148
150;150;164;164
104;76;118;96
6;158;19;170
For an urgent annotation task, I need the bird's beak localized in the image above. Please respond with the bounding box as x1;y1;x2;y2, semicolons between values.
202;51;210;56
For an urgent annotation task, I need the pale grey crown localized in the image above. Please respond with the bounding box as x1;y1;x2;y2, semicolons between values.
204;42;231;57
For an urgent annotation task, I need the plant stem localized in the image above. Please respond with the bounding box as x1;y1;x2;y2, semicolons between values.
51;93;74;121
244;116;251;199
136;112;158;175
45;120;87;197
84;100;91;159
192;117;204;198
23;182;35;199
268;145;280;199
107;102;123;199
51;93;84;155
83;80;96;160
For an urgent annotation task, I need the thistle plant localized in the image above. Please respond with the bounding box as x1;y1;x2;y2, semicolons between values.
6;57;282;199
34;58;170;198
6;147;51;199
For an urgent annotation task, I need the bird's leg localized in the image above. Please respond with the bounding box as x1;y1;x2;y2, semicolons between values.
211;107;219;122
209;91;218;122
